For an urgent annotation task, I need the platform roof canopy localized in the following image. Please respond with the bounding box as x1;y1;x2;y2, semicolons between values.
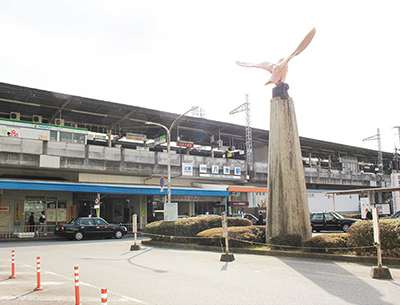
0;82;392;162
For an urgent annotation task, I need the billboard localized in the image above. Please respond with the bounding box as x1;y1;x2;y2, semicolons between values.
392;173;400;212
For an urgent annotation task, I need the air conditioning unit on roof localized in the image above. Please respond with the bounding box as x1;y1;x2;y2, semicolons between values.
10;112;20;120
32;115;42;123
55;118;65;126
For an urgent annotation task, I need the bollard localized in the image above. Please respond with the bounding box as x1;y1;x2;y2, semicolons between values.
101;288;108;304
220;212;235;262
74;266;80;305
130;213;141;251
34;256;43;291
9;250;16;279
370;208;392;279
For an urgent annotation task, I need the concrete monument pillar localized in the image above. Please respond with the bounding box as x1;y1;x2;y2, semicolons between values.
266;89;311;240
236;28;316;240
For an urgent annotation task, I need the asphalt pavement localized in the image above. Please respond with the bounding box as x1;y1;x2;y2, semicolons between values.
1;237;400;305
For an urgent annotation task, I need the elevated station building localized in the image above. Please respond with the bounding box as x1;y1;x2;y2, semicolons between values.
0;82;397;228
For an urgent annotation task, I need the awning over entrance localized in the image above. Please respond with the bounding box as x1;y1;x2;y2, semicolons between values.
0;180;229;197
228;186;268;193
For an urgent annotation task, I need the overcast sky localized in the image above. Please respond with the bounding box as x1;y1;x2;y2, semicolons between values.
1;0;399;153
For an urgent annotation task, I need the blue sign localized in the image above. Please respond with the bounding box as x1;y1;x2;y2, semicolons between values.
159;176;165;188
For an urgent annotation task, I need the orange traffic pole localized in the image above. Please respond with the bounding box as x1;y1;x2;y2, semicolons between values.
74;266;80;305
9;250;16;279
101;288;108;304
34;256;43;291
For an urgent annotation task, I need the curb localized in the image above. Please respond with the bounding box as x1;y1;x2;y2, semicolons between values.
141;240;400;267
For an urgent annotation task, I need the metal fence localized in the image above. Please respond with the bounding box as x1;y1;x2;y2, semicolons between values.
0;222;148;240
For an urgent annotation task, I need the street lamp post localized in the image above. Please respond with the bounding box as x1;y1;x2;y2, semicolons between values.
146;106;198;204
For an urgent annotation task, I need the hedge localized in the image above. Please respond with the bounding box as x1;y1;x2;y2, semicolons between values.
145;216;252;243
197;226;265;248
347;219;400;257
145;217;400;258
303;233;349;254
268;234;303;250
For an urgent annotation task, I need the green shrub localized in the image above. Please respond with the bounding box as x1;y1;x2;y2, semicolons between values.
268;234;302;250
197;226;266;248
145;216;252;243
347;219;400;257
303;233;349;253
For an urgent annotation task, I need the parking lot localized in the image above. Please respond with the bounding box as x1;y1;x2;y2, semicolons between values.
1;238;400;305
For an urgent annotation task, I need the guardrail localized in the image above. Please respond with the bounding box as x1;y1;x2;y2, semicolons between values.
0;222;148;240
0;225;56;240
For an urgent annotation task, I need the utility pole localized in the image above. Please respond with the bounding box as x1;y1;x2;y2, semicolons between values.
146;106;198;204
363;128;383;174
393;126;400;172
229;94;253;172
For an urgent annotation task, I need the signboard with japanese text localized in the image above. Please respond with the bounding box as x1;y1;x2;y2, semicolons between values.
164;202;178;221
211;165;219;174
392;173;400;212
126;133;147;141
182;163;193;176
154;135;167;146
177;141;194;148
199;164;207;173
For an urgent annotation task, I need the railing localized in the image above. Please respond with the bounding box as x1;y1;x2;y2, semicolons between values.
0;224;57;240
0;223;149;240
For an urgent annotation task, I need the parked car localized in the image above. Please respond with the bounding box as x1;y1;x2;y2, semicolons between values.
229;213;266;225
310;212;361;232
54;217;128;240
390;210;400;219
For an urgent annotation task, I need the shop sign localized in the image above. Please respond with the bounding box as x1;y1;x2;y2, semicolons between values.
171;195;208;202
74;193;96;200
126;132;147;141
228;201;249;207
15;203;20;222
0;206;9;212
154;135;167;146
213;201;225;207
177;141;194;148
223;166;230;175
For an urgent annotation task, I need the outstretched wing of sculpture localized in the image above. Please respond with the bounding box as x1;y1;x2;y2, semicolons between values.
286;27;316;63
235;61;276;74
236;28;316;85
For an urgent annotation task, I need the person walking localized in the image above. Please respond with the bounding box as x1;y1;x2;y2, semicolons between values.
258;210;264;225
366;209;373;220
39;211;46;235
28;212;35;232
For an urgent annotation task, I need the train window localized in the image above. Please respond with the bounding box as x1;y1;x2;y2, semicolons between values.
50;131;57;142
60;132;73;143
73;134;85;144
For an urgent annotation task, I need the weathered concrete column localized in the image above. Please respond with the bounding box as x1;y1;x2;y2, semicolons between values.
266;96;312;240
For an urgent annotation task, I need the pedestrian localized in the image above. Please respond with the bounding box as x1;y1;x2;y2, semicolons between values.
366;208;373;220
258;210;264;225
39;211;46;234
28;212;35;232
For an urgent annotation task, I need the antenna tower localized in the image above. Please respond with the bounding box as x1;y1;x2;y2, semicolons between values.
363;128;383;174
229;94;253;172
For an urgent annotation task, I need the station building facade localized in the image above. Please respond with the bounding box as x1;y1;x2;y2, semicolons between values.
0;82;396;229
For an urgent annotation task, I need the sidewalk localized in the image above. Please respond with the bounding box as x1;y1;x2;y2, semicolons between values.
0;259;134;304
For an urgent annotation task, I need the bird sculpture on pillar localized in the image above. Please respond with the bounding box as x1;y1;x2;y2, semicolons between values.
236;28;316;86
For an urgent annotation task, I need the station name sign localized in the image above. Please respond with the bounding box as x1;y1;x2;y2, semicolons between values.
177;141;194;148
